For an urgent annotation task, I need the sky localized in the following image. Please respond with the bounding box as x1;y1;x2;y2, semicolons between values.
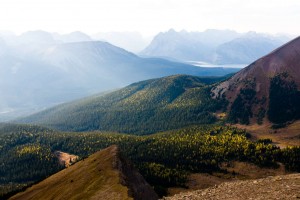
0;0;299;36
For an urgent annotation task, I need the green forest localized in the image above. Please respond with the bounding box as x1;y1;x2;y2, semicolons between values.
17;75;228;135
268;73;300;124
0;123;299;198
4;74;300;198
18;73;300;137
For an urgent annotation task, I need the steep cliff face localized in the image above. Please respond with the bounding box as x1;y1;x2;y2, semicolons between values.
10;145;158;200
212;36;300;124
116;150;159;200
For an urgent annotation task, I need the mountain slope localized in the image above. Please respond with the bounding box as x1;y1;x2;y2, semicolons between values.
10;145;158;200
212;36;300;125
0;37;238;121
141;29;290;64
141;29;212;61
18;75;229;134
141;29;240;62
164;173;300;200
53;31;92;43
213;33;286;64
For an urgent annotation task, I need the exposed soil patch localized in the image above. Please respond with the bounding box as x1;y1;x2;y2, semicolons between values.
54;151;78;167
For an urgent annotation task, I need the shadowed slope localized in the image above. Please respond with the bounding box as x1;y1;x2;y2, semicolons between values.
212;36;300;124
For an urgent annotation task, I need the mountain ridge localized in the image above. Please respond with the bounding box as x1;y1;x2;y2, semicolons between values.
10;145;158;200
141;29;290;64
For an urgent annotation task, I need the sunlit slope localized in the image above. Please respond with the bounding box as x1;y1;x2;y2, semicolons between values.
19;75;228;134
10;145;158;200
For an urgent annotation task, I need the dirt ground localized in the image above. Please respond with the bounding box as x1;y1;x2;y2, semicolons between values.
167;161;288;196
54;151;78;167
164;173;300;200
233;120;300;148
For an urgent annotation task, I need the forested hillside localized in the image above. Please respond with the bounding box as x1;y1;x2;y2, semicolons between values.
212;36;300;125
18;75;229;134
0;123;299;198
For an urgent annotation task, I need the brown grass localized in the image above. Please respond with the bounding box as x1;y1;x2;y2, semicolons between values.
10;146;132;200
233;120;300;148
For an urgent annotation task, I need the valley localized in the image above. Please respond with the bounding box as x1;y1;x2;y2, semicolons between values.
0;123;299;199
0;21;299;200
0;31;239;121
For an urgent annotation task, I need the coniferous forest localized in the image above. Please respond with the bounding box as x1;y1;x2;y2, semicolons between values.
0;123;299;197
17;75;229;135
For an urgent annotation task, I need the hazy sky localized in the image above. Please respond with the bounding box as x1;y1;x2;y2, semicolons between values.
0;0;299;36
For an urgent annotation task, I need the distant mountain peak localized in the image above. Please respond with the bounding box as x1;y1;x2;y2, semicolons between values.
141;29;290;63
167;28;177;33
18;30;55;44
53;31;92;43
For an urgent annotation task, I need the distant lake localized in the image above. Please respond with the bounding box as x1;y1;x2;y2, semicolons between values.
188;61;248;68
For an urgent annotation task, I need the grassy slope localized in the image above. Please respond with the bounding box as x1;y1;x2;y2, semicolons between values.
10;146;132;200
234;120;300;148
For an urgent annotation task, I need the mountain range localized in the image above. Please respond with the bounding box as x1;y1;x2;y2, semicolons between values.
141;29;291;64
18;36;300;133
0;31;238;121
92;31;152;53
1;30;299;200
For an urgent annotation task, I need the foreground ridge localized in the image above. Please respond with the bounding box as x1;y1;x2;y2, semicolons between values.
163;173;300;200
10;145;158;200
